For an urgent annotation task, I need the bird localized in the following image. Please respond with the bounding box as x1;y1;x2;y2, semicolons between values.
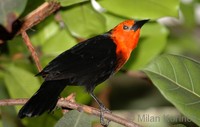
18;19;149;126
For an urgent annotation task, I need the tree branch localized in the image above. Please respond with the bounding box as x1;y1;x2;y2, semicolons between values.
21;31;42;72
18;2;61;34
18;2;61;72
0;98;142;127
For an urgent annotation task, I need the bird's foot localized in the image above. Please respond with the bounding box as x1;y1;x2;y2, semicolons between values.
99;105;112;127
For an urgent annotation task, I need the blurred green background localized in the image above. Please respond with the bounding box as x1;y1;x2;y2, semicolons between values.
0;0;200;127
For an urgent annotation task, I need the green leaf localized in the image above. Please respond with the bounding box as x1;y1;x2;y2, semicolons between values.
7;36;28;56
30;16;60;46
99;0;180;19
62;82;107;104
55;110;98;127
42;29;77;55
60;3;106;38
0;0;27;31
58;0;89;7
125;22;169;70
20;0;43;17
164;32;200;55
143;54;200;126
4;64;40;98
30;15;77;56
0;120;2;127
25;114;59;127
0;74;22;127
180;2;196;28
102;12;126;31
61;86;91;104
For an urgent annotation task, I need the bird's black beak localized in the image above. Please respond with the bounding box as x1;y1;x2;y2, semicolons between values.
131;19;150;31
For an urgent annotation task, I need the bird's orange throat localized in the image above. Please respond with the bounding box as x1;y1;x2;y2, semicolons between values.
111;29;141;71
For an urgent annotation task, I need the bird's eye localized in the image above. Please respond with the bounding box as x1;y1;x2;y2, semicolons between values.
123;25;129;30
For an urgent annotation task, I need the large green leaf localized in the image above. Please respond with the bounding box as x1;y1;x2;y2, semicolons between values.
180;1;196;28
61;82;107;104
58;0;89;7
42;29;77;55
4;64;40;98
30;16;60;46
143;54;200;126
102;12;126;31
7;36;28;57
20;0;43;17
0;73;22;127
25;114;60;127
0;0;27;31
30;15;77;56
98;0;180;19
164;32;200;55
60;3;106;38
125;22;169;70
0;93;20;127
55;110;98;127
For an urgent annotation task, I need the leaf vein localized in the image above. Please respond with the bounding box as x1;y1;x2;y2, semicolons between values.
183;62;194;92
144;69;200;99
155;62;161;74
186;100;200;106
74;111;82;127
165;56;177;83
168;86;180;91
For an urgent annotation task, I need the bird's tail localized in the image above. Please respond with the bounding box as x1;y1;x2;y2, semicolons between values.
18;80;66;118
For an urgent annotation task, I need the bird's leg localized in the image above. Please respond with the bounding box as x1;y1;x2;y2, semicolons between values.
90;92;111;127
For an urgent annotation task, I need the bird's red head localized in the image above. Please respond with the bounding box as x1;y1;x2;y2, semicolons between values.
110;19;149;70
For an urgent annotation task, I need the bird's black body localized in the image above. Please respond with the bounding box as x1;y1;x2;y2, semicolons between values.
39;33;117;92
18;33;118;118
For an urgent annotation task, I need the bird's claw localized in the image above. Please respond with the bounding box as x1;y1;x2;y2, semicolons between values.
99;105;111;127
89;92;111;126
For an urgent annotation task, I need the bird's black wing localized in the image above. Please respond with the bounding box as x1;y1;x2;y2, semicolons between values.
38;33;117;91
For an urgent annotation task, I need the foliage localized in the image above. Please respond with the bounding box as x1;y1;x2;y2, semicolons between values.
0;0;200;127
55;110;98;127
144;54;200;125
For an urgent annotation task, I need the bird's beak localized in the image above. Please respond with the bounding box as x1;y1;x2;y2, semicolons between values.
131;19;150;31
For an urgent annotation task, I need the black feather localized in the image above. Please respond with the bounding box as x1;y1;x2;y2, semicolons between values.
38;33;117;92
18;80;67;118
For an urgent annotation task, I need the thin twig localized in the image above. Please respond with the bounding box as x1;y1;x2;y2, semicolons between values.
21;31;42;72
60;93;76;114
0;99;142;127
18;2;61;72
